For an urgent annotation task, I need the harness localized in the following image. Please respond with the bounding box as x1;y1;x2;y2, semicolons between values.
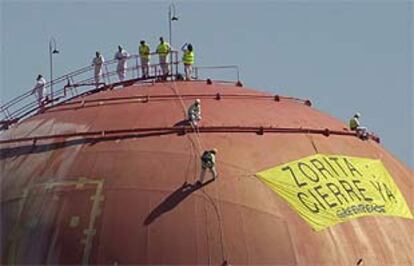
201;152;214;168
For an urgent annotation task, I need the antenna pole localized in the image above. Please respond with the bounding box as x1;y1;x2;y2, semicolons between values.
168;5;172;46
168;3;178;78
49;37;59;102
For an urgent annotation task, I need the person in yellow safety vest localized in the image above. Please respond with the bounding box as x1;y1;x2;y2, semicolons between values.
156;37;171;78
197;148;218;185
181;43;194;80
349;112;369;140
139;40;151;78
92;51;105;88
31;74;47;109
187;99;201;126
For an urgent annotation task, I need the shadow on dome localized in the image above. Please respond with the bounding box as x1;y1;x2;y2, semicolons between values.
144;179;214;226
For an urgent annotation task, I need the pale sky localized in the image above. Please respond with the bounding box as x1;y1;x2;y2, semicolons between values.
1;0;413;167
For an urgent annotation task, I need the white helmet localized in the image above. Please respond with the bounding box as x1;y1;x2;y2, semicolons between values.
354;112;361;118
195;99;201;104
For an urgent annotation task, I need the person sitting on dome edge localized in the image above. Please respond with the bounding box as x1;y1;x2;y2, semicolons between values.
349;112;369;140
181;43;194;80
197;148;218;186
187;99;201;126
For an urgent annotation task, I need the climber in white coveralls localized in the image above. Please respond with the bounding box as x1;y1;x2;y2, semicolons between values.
92;51;105;87
114;45;130;82
31;74;47;108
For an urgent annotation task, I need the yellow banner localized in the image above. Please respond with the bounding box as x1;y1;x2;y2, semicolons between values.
256;154;413;231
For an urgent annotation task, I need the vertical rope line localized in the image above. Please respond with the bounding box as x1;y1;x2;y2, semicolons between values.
184;137;194;183
169;81;202;181
201;190;226;263
168;81;204;152
214;177;227;263
307;134;319;154
203;198;212;265
169;80;226;262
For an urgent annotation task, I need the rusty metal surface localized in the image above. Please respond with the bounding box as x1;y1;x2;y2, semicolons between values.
1;81;413;265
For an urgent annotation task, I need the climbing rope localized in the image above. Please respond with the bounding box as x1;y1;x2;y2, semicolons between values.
167;81;202;184
168;79;228;264
200;188;227;263
307;134;319;154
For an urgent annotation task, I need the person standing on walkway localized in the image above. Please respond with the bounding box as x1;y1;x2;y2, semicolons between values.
31;74;47;108
156;37;171;79
139;40;151;78
92;51;105;87
181;43;194;80
114;45;130;82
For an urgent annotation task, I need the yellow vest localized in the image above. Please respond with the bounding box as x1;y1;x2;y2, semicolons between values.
349;117;359;130
139;44;150;59
182;50;194;65
156;42;170;55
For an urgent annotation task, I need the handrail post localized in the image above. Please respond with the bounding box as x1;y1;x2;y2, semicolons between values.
49;43;53;103
0;107;8;120
70;76;77;96
105;64;111;84
135;56;142;79
171;52;173;79
175;51;178;78
49;37;60;104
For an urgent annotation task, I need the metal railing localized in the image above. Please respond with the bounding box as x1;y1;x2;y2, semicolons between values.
194;65;240;81
0;51;180;129
0;125;381;145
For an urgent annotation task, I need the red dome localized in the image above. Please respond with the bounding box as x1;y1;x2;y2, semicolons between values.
1;80;413;265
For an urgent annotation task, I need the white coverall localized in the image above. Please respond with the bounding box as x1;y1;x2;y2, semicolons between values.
114;50;130;81
92;55;105;86
350;117;368;139
32;77;47;107
187;102;201;125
